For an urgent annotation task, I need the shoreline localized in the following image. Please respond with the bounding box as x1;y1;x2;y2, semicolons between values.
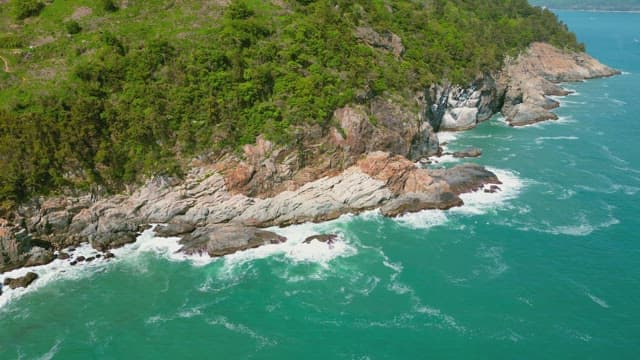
0;41;620;303
0;166;525;309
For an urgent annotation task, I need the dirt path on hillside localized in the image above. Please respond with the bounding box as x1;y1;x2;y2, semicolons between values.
0;55;10;73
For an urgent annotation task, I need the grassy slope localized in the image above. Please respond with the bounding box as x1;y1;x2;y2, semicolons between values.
0;0;584;207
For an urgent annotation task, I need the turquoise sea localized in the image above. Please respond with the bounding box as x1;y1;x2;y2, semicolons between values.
1;11;639;359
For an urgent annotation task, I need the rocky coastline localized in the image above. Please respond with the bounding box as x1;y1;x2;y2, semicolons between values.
0;41;619;290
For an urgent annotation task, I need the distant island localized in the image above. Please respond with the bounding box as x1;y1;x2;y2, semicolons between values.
530;0;640;11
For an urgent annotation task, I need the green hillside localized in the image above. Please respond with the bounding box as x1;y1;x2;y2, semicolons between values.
529;0;640;11
0;0;583;208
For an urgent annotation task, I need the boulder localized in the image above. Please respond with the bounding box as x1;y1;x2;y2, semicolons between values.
431;163;501;194
453;147;482;158
303;234;338;245
381;191;463;217
179;224;286;257
23;247;55;267
3;272;38;289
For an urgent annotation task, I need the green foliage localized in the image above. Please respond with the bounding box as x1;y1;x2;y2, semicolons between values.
65;20;82;35
12;0;44;20
0;0;586;204
0;34;23;48
101;0;118;12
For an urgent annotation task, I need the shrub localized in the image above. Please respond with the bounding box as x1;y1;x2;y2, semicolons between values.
12;0;44;20
102;0;118;12
65;20;82;35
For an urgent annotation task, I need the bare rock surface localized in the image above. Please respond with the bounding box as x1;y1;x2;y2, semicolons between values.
501;42;619;126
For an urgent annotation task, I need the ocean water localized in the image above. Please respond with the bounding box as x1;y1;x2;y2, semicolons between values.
1;11;639;359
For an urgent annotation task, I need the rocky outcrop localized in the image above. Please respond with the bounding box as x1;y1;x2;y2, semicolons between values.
0;220;55;273
427;74;505;132
426;42;619;130
303;234;338;244
500;43;619;126
179;224;286;257
452;147;482;158
355;27;405;57
3;272;38;289
1;149;502;271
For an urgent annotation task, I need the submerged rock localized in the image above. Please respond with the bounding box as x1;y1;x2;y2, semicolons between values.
179;224;286;257
303;234;339;245
452;147;483;158
484;185;502;193
3;272;38;289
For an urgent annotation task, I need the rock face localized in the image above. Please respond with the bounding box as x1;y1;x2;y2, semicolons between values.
427;75;505;131
501;43;619;126
355;27;405;57
427;42;619;130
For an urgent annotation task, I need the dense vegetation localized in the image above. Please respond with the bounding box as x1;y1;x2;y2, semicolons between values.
529;0;640;11
0;0;584;208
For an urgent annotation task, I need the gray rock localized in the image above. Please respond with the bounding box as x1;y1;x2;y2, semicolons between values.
4;272;38;289
431;163;501;195
23;247;55;267
303;234;338;245
154;223;196;237
179;224;286;257
381;191;463;217
453;147;482;158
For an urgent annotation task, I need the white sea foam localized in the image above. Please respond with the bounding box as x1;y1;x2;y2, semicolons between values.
601;145;629;165
517;212;620;237
395;210;449;230
219;220;357;271
436;131;460;145
477;245;509;278
36;339;62;360
394;168;524;229
587;292;610;309
452;168;525;216
0;242;105;310
534;136;579;145
207;315;275;347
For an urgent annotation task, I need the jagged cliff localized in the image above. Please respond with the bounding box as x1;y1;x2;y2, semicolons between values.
427;42;619;131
